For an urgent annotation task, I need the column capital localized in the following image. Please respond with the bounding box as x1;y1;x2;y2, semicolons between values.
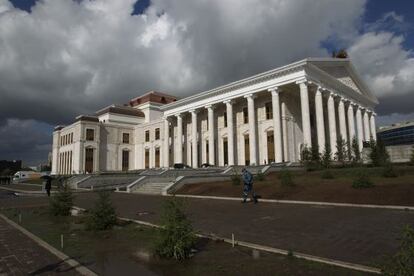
175;113;182;119
295;78;309;85
162;116;170;121
243;93;257;99
223;99;234;105
268;87;281;95
205;104;215;110
189;109;199;114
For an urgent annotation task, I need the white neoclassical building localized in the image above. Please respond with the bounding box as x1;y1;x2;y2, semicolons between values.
51;58;378;175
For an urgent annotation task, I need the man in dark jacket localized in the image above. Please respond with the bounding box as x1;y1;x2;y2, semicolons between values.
45;177;52;197
242;168;258;203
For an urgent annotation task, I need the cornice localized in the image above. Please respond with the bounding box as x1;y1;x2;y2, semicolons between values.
160;59;308;111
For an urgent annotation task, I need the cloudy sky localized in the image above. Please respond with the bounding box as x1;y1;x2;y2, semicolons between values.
0;0;413;166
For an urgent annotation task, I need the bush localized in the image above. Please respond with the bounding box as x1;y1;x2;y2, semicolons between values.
49;185;74;216
335;136;348;166
321;143;332;169
154;197;196;260
382;225;414;275
231;173;241;186
279;168;294;187
369;139;389;167
352;170;374;189
255;171;265;182
87;191;117;231
382;164;398;178
350;137;361;165
320;169;334;179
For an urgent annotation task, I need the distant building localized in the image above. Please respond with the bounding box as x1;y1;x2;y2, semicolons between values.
378;121;414;162
0;160;22;175
51;58;379;175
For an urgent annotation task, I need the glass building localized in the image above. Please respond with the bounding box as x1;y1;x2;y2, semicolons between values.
377;122;414;146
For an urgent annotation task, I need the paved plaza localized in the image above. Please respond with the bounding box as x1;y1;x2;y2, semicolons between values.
0;214;79;275
1;190;413;268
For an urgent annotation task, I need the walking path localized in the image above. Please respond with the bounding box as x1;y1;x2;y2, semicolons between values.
0;215;80;275
2;191;413;269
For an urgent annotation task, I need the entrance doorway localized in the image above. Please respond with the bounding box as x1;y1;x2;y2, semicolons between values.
122;150;129;171
145;149;150;169
223;138;228;166
155;148;160;168
85;148;94;173
267;131;275;163
244;135;250;165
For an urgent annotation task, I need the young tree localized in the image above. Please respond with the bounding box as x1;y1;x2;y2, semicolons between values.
351;137;361;165
49;184;74;216
155;197;196;260
300;145;313;170
369;138;389;167
335;136;347;166
87;191;117;231
321;143;332;169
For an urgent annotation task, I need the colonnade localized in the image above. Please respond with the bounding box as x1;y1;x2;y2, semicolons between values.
163;80;377;167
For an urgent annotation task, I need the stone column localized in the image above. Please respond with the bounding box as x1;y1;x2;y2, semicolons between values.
363;109;371;141
270;88;283;162
370;112;377;141
175;114;183;164
298;81;312;147
315;87;325;153
245;94;257;165
338;98;347;143
163;117;169;168
206;105;215;165
327;92;337;155
191;110;199;168
356;107;364;151
281;101;288;162
225;100;235;166
347;103;356;143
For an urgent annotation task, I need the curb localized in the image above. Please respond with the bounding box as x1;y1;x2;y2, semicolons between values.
172;194;414;211
0;213;97;276
71;205;381;274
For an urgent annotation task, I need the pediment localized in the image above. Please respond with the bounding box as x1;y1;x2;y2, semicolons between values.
308;59;378;103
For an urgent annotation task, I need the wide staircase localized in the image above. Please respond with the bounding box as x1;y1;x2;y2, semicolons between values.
133;181;174;195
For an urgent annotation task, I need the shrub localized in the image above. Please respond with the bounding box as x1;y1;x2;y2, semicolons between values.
335;136;347;166
382;164;398;178
350;137;361;165
321;143;332;169
231;173;241;186
352;170;374;189
87;191;117;231
382;225;414;275
369;139;389;167
255;171;265;182
320;169;334;179
154;197;196;260
49;184;74;216
279;168;294;187
301;145;321;171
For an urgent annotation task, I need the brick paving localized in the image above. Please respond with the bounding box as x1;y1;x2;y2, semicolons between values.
1;191;414;268
0;216;80;275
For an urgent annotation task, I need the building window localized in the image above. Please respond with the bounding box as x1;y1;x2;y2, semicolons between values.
265;102;273;120
145;130;150;142
224;112;227;127
155;128;160;140
122;133;130;144
243;107;248;124
86;129;95;141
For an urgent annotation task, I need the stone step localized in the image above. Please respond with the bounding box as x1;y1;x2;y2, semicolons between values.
133;182;172;195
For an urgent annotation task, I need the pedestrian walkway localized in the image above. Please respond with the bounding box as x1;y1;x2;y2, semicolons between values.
0;216;80;275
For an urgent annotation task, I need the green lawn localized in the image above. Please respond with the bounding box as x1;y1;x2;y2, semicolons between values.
1;207;373;276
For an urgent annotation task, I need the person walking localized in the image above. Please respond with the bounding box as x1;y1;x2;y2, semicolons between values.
45;177;52;197
242;168;258;204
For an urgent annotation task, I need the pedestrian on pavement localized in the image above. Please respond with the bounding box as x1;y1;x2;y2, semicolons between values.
45;177;52;197
242;168;258;204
